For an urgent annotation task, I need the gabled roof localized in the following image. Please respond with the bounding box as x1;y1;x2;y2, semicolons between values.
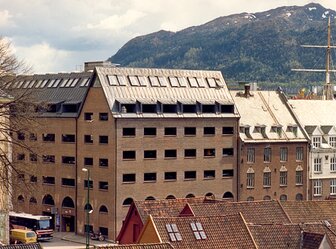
97;243;174;249
140;214;257;249
187;200;291;224
320;125;334;135
302;232;326;249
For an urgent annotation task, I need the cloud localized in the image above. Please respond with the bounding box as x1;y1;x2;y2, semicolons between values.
0;10;12;27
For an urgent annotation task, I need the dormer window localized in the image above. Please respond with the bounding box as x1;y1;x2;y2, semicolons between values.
312;136;321;148
271;125;282;137
287;124;298;137
329;136;336;147
240;125;251;138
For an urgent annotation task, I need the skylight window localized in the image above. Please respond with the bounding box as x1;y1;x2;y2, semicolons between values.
196;77;206;87
66;79;74;87
60;79;69;87
169;77;179;87
138;76;149;86
70;78;79;87
206;78;216;88
158;76;168;87
166;223;182;242
188;77;198;87
28;80;35;88
190;222;207;240
23;81;30;88
177;77;187;87
117;75;127;86
53;79;62;87
47;79;56;87
129;76;140;86
17;81;24;88
107;75;118;86
40;79;49;88
79;78;90;87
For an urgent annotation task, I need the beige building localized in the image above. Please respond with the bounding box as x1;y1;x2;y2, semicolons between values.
10;63;239;239
231;86;309;201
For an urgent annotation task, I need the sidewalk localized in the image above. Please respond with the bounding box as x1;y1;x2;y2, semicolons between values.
54;232;116;247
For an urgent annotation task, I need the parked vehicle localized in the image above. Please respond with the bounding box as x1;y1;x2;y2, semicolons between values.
90;231;105;241
10;229;37;244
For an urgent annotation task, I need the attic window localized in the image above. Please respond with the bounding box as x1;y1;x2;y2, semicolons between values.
169;77;179;87
183;104;196;113
63;104;78;113
80;78;90;87
129;76;140;86
149;76;160;87
142;104;157;113
107;75;118;86
165;224;182;242
158;76;168;87
221;104;234;113
202;104;216;113
163;104;177;113
188;77;198;87
196;78;206;87
177;77;187;87
206;78;216;88
120;104;136;113
138;76;149;86
190;222;207;240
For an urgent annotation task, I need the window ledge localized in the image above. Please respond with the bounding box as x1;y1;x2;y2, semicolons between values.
164;157;177;160
184;178;196;181
122;136;136;138
144;180;156;183
184;157;196;159
164;179;177;182
144;158;157;160
99;189;109;192
122;159;136;161
122;182;135;184
203;177;215;180
263;186;271;188
246;186;254;189
295;183;303;186
61;185;75;188
222;176;233;179
204;156;215;158
280;185;288;188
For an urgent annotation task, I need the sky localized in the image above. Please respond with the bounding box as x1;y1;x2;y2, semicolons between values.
0;0;336;74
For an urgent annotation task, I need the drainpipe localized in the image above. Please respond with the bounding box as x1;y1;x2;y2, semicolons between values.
75;117;78;234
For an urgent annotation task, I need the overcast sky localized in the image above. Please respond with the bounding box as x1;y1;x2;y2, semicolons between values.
1;0;335;73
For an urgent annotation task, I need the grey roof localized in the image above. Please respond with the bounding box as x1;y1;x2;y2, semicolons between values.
305;126;318;135
95;67;239;118
4;72;93;118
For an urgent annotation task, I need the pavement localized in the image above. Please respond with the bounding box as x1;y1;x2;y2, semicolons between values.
54;232;117;248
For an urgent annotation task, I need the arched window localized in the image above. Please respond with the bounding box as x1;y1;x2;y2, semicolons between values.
42;194;55;205
122;198;133;206
62;196;75;208
186;194;195;198
296;193;303;201
99;205;108;213
18;195;24;203
29;197;37;204
166;195;176;200
263;195;271;201
223;192;234;199
280;194;287;201
247;196;254;201
84;203;93;212
205;192;214;198
145;196;155;201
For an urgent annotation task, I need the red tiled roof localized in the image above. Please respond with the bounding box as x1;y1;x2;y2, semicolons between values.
301;232;325;249
97;243;174;249
150;214;257;249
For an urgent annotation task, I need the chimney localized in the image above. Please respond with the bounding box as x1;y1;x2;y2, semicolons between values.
84;61;114;72
244;84;251;97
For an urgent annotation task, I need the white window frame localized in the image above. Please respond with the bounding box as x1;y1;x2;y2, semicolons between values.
329;136;336;148
247;148;255;163
280;147;288;162
330;179;336;195
280;171;288;186
263;172;271;187
247;172;255;188
313;157;322;173
330;156;336;172
312;136;321;148
296;147;303;161
313;179;322;196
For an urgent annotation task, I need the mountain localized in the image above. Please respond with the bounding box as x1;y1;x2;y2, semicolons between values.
108;3;336;87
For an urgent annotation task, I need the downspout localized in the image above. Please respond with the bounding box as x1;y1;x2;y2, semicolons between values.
114;117;118;239
75;116;78;234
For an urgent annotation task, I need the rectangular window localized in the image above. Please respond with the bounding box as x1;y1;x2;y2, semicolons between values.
190;222;207;240
144;150;157;159
144;127;156;136
29;133;37;141
222;169;234;177
203;127;215;136
62;178;75;187
280;147;288;162
62;134;75;143
204;170;215;179
99;181;108;190
296;170;303;185
247;172;255;188
204;148;215;157
84;135;93;143
99;135;108;144
84;157;93;166
313;179;322;196
17;153;25;161
123;174;136;183
264;147;272;162
123;128;136;137
43;176;55;185
123;151;136;160
296;147;303;161
42;155;55;163
99;113;108;121
62;156;75;165
144;173;157;182
314;157;322;173
99;158;108;167
42;133;55;142
30;153;37;162
184;127;196;136
164;127;177;136
247;148;255;163
184;149;196;158
329;136;336;147
184;171;196;180
330;179;336;195
222;127;234;135
331;156;336;172
142;104;157;113
17;132;25;141
84;180;93;189
30;175;37;183
312;136;321;148
84;112;93;121
162;104;177;113
164;172;177;181
165;149;177;159
263;172;271;187
280;171;288;186
165;223;182;242
222;148;234;157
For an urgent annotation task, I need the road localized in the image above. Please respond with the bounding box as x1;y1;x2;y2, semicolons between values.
40;236;86;249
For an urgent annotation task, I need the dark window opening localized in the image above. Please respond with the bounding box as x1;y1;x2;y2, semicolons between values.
99;181;108;190
142;104;157;113
17;153;25;161
202;104;216;113
99;227;108;237
123;151;136;160
204;148;216;157
99;158;108;167
144;150;157;159
144;173;157;182
84;180;93;189
184;171;196;180
165;149;177;158
30;175;37;183
84;157;93;166
43;176;55;185
185;127;196;136
84;112;93;121
123;128;136;136
222;169;234;177
204;127;215;135
99;113;108;121
42;133;55;142
120;104;136;113
221;105;234;113
164;172;177;180
222;148;234;157
63;104;78;113
62;178;75;186
84;135;93;143
144;128;156;136
99;205;108;213
163;104;177;113
164;127;177;136
30;153;37;162
183;104;196;113
123;174;136;183
122;198;133;206
99;135;108;144
184;149;196;158
62;156;75;164
17;132;25;141
222;127;234;135
42;155;55;163
62;134;75;143
204;170;216;179
47;104;57;113
18;173;24;181
29;133;37;141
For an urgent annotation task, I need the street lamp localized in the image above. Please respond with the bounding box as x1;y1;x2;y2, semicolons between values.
82;168;92;249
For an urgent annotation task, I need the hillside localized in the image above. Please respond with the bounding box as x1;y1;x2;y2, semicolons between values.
108;3;336;88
